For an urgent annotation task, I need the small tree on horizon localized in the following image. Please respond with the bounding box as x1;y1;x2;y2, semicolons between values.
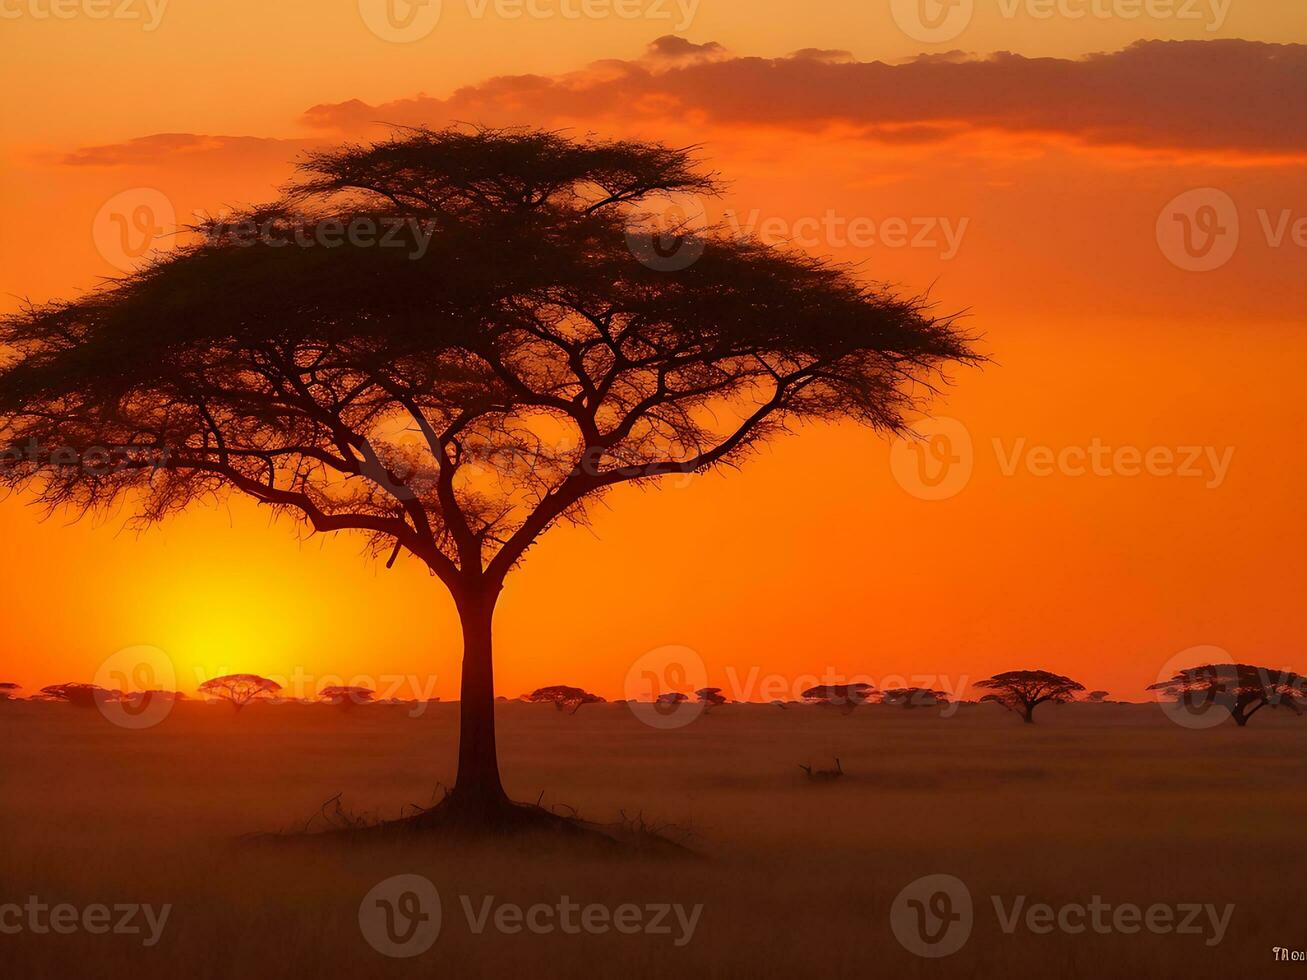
695;687;727;710
39;682;112;707
0;127;979;829
198;674;281;711
319;685;376;709
1085;690;1110;703
522;685;605;714
0;682;21;701
801;683;875;715
879;687;948;708
1148;664;1304;727
975;670;1085;724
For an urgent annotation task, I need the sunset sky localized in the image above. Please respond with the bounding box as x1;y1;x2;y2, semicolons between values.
2;1;1304;703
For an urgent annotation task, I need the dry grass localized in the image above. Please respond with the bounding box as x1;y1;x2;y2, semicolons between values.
1;700;1304;978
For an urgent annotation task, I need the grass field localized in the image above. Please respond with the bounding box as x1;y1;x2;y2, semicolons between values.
2;699;1304;978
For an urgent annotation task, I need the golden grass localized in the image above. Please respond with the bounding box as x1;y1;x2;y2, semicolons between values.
1;700;1303;978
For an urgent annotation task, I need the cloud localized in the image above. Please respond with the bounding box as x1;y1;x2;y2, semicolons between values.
61;38;1307;168
297;38;1307;160
61;133;313;167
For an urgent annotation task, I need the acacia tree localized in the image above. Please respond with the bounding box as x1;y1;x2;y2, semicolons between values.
801;683;875;714
1085;690;1109;703
695;687;727;709
880;687;947;708
1148;664;1305;727
319;685;376;708
0;127;978;828
0;682;21;701
522;685;604;714
39;682;111;707
198;674;281;710
976;670;1084;724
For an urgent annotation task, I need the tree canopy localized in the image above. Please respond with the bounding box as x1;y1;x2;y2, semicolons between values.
1149;663;1304;727
976;670;1084;724
0;127;979;597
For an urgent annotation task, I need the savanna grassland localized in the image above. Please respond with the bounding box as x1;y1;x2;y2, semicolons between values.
1;700;1304;978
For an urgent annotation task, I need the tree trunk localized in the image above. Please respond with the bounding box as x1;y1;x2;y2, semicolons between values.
449;587;509;815
1021;705;1034;724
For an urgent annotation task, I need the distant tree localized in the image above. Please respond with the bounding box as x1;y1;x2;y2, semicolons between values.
0;682;21;701
770;699;788;710
1085;690;1110;703
198;674;281;711
880;687;947;708
1148;664;1305;727
975;670;1085;724
522;685;605;714
0;127;978;825
39;682;113;707
319;685;376;709
695;687;727;709
801;683;875;714
656;692;690;707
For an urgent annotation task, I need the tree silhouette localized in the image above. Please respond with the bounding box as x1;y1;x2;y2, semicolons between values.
198;674;281;710
319;685;376;708
695;687;727;709
801;683;875;714
975;670;1084;724
1085;690;1109;703
39;682;111;708
522;685;604;714
1148;663;1305;727
656;692;690;707
880;687;947;708
0;127;978;827
0;682;20;701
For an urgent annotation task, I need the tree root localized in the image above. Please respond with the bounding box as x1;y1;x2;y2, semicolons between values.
245;788;700;859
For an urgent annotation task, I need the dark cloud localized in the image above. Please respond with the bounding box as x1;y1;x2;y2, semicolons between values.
64;39;1307;167
303;39;1307;159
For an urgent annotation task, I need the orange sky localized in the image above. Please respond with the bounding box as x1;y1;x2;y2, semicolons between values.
2;2;1304;703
